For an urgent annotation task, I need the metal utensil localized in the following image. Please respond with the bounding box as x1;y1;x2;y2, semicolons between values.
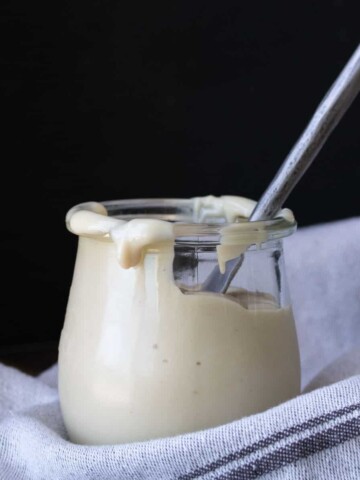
203;43;360;293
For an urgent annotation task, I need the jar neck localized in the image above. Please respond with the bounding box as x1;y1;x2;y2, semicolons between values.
66;198;295;271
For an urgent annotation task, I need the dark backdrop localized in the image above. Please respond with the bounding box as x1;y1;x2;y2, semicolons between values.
1;0;359;347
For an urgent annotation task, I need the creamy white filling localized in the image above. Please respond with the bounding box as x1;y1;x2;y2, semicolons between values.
59;236;300;444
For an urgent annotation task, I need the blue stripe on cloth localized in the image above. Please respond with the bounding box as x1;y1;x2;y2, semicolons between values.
179;403;360;479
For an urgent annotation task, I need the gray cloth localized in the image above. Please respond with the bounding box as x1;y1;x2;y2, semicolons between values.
1;217;360;479
284;217;360;388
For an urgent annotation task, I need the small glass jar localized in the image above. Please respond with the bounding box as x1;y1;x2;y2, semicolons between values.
59;198;300;445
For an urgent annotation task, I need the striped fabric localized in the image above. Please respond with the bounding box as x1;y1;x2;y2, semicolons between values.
179;398;360;479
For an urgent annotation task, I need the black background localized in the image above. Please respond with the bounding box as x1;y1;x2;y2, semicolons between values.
1;0;359;347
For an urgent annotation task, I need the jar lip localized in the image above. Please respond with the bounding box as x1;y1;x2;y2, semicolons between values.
173;218;296;239
100;198;297;239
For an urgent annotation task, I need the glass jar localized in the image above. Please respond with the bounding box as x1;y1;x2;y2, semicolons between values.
58;198;300;445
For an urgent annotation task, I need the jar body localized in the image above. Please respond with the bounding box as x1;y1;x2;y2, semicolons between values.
59;200;300;444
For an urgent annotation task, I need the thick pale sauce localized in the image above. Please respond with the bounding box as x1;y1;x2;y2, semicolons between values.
59;196;300;444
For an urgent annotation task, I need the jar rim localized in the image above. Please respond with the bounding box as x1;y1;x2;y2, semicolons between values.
100;198;297;240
